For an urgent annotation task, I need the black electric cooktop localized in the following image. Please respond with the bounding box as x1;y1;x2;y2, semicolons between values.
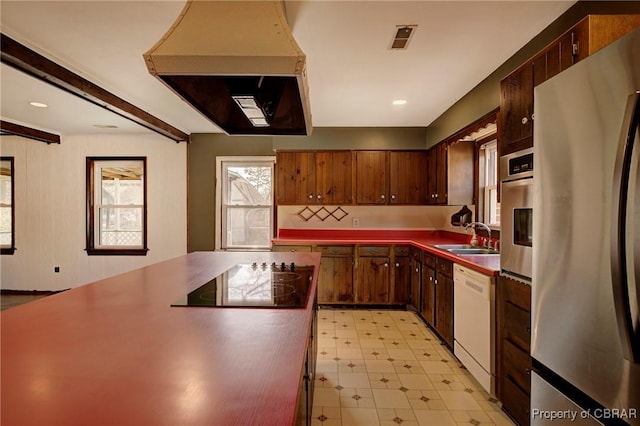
171;262;314;308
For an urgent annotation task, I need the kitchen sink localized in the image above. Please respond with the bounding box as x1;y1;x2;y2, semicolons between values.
433;244;499;255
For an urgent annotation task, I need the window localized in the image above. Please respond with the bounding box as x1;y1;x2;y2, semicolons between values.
0;157;15;255
86;157;147;255
217;157;274;250
479;140;500;227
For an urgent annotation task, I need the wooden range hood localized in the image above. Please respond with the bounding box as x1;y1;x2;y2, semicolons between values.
144;0;312;136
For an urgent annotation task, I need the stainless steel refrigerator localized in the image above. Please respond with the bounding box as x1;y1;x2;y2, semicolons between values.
532;28;640;425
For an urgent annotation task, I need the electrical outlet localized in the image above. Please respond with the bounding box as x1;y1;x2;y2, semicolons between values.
54;266;60;273
352;218;360;227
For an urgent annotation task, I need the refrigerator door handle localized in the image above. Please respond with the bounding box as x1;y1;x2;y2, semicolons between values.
611;90;640;363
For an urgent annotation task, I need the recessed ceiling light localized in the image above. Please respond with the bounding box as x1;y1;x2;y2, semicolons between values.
392;99;407;106
29;101;48;108
93;124;119;129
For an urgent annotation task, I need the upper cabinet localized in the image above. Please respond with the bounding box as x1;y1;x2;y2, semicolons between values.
277;150;434;206
275;151;316;205
389;151;429;205
427;141;474;206
499;14;640;156
315;151;353;205
276;151;353;205
355;151;388;204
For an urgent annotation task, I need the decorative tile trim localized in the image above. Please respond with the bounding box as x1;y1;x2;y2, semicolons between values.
296;206;349;222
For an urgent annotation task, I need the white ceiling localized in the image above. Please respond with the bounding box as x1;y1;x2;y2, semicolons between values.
0;0;576;139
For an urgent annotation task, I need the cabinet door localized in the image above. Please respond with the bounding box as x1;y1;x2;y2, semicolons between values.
421;266;436;326
315;151;352;205
317;255;353;303
435;273;454;347
355;151;388;204
426;148;438;205
393;256;411;304
356;257;390;303
389;151;428;204
435;144;448;205
499;62;533;155
410;258;422;311
276;152;316;205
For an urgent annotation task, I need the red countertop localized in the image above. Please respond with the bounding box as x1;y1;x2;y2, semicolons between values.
273;229;500;276
0;251;321;426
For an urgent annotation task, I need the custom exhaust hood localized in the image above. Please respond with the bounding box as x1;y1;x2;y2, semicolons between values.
144;0;312;136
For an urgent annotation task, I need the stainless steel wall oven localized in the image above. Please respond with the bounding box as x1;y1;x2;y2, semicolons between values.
500;147;533;283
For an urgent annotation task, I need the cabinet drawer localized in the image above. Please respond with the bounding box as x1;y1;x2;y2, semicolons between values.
314;245;353;256
423;252;436;269
502;375;531;426
272;245;312;253
500;276;531;312
504;301;531;352
358;246;390;257
394;245;411;257
503;339;532;394
436;257;453;277
411;247;422;263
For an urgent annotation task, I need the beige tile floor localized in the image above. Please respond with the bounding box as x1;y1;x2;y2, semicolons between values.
312;308;516;426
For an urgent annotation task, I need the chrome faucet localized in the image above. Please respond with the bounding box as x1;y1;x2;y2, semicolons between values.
465;222;492;249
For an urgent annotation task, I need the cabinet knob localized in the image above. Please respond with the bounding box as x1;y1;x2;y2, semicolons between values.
429;276;433;282
317;194;322;200
521;117;528;125
384;263;389;268
308;194;314;199
391;194;396;199
395;262;400;267
415;268;419;273
380;194;385;199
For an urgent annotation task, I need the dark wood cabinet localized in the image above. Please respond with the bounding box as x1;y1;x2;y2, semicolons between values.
355;151;388;204
427;141;474;205
392;246;411;304
499;14;640;157
389;151;429;204
355;246;390;303
276;151;316;205
496;275;532;426
297;302;317;426
315;151;353;204
409;248;422;312
314;245;354;304
277;151;353;205
434;257;454;348
421;252;436;326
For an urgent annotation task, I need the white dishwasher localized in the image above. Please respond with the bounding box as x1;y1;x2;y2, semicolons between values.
453;264;496;394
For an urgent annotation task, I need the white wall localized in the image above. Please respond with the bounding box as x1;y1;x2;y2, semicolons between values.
0;133;187;291
277;205;474;235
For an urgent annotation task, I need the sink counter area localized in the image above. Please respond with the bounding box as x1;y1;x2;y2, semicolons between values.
273;229;500;277
1;251;321;426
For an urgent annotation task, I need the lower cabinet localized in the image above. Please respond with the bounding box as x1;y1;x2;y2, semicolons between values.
434;257;454;348
355;246;391;304
409;248;422;311
314;245;354;303
496;275;532;426
421;252;436;326
392;246;411;304
297;302;318;426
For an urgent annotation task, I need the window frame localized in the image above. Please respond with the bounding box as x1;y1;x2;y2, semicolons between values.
0;157;15;255
86;156;148;256
478;138;500;228
215;156;275;251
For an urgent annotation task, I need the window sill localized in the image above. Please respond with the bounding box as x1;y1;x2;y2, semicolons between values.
86;248;148;256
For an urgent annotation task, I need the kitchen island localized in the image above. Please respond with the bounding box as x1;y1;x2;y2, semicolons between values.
1;251;321;426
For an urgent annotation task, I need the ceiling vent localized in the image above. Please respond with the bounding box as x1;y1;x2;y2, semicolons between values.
144;1;312;136
390;25;417;50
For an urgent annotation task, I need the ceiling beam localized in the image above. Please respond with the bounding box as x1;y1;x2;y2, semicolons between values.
0;120;61;144
0;33;190;143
